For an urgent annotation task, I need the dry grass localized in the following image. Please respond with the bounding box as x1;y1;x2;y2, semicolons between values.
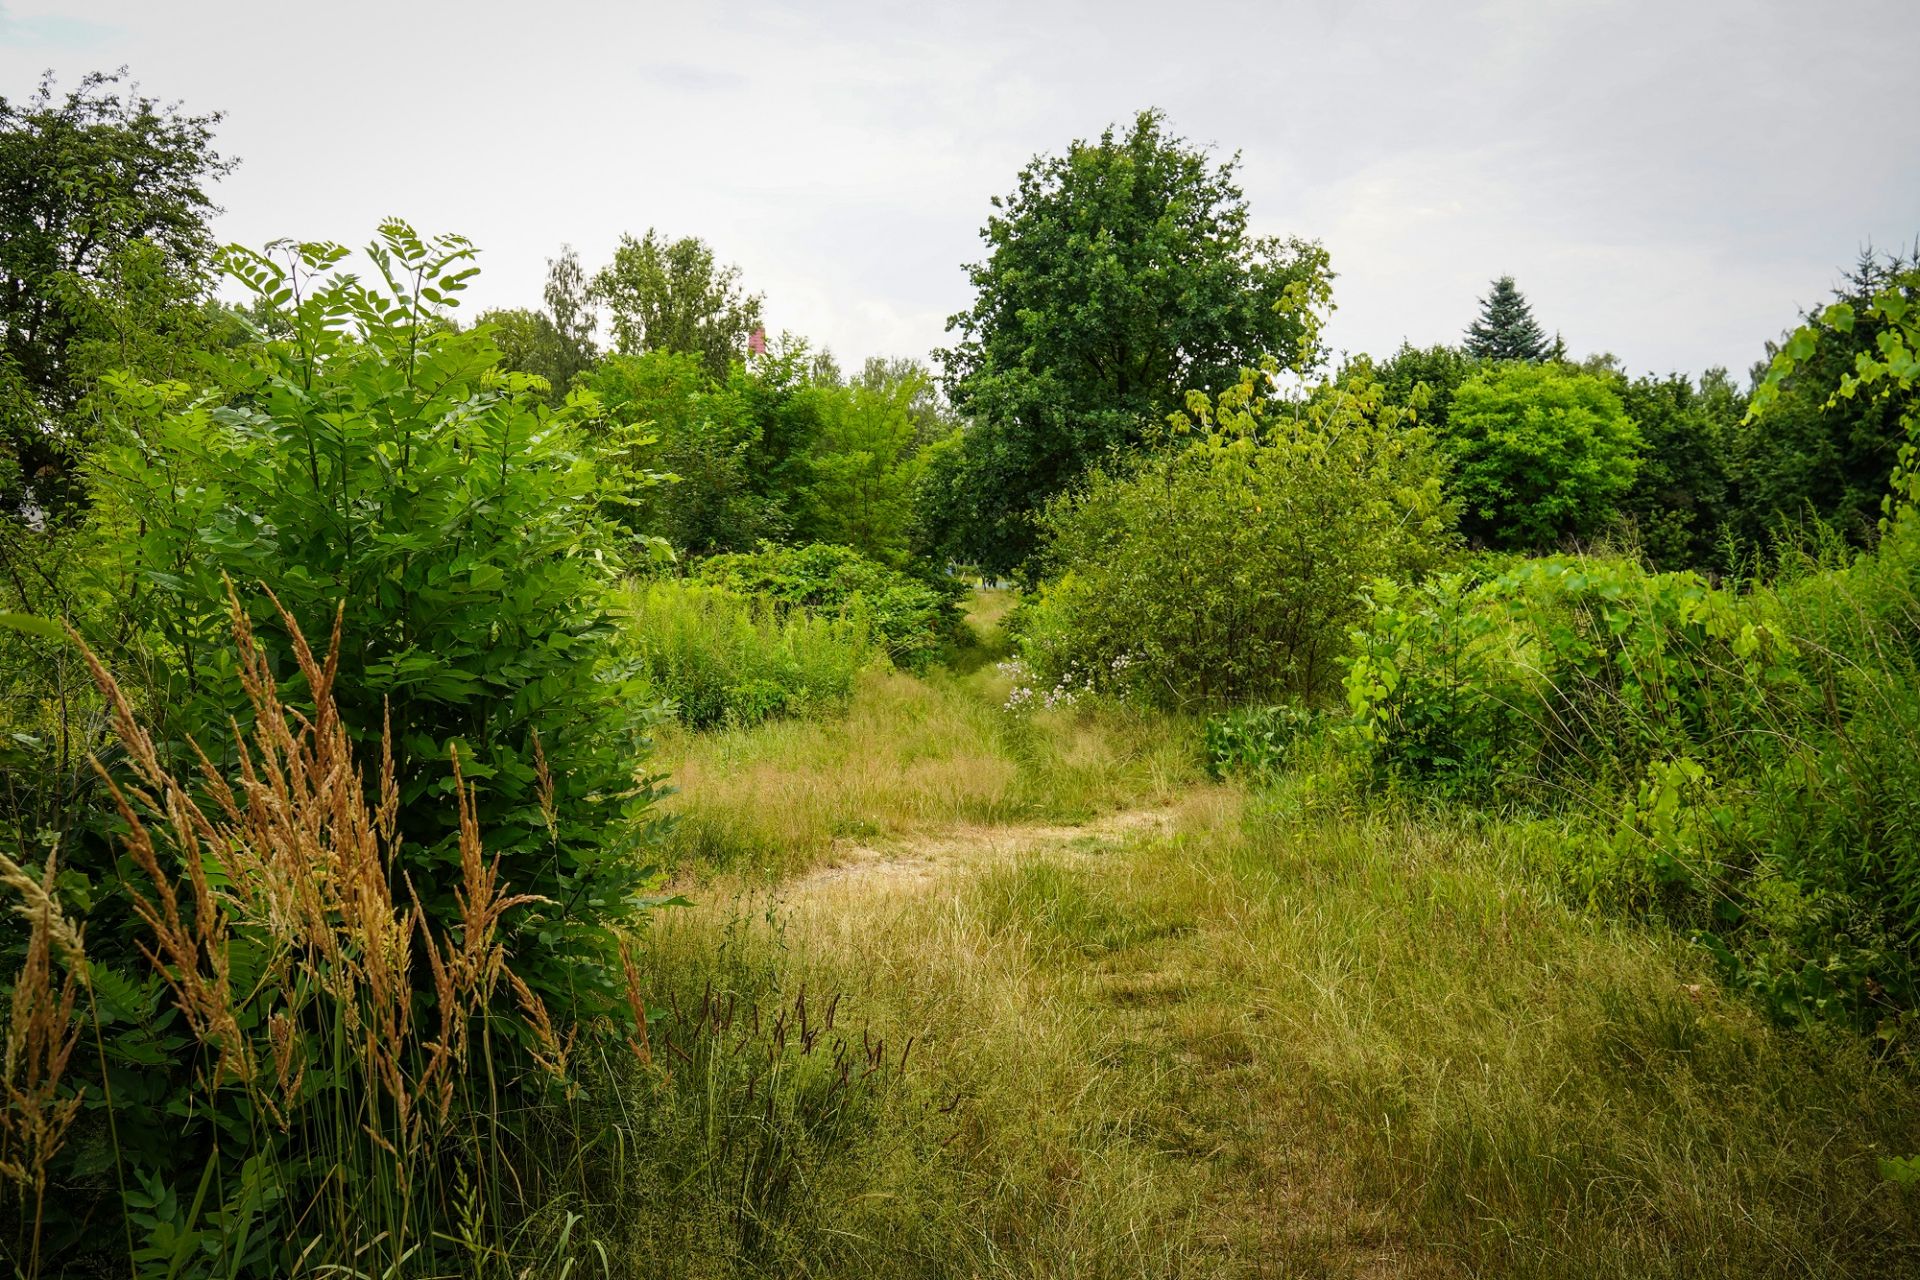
655;658;1201;881
618;627;1920;1277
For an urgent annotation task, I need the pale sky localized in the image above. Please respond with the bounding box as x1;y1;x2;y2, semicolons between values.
5;0;1916;382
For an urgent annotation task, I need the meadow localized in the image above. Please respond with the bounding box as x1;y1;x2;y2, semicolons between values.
603;596;1920;1278
4;79;1920;1278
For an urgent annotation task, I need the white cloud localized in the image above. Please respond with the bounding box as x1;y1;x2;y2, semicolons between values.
4;0;1915;379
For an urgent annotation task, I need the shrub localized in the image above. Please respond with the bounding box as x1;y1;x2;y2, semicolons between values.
0;599;614;1278
1025;364;1458;710
1343;556;1799;802
1202;703;1319;780
84;223;666;1021
1442;362;1641;550
614;579;877;728
1341;545;1920;1027
695;541;961;669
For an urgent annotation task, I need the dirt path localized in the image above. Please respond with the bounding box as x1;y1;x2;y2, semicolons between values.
788;803;1181;899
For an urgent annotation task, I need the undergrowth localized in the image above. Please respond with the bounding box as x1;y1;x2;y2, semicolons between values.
626;784;1920;1277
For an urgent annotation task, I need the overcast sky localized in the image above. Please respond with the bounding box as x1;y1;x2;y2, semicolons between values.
5;0;1917;380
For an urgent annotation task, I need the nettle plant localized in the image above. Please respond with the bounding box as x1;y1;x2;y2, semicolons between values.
86;221;671;1022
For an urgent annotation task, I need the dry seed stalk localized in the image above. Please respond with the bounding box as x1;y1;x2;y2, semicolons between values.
0;848;84;1196
69;582;571;1145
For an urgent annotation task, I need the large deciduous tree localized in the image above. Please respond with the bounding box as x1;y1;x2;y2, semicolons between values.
590;229;763;378
1;69;233;517
933;108;1333;575
478;245;599;402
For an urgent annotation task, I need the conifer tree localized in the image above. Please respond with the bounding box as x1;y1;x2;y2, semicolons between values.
1464;275;1550;361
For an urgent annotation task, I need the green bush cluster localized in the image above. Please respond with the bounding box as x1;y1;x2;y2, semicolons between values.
614;579;878;728
1201;703;1319;780
1022;365;1458;710
694;541;962;670
1342;538;1920;1025
87;226;667;1019
1;224;671;1278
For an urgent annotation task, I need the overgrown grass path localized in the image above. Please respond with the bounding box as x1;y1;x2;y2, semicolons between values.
629;622;1920;1277
790;804;1179;896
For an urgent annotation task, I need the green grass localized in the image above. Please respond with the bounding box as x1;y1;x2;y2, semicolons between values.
597;588;1920;1276
610;796;1920;1277
653;660;1201;881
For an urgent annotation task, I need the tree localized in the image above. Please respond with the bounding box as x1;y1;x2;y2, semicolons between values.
1025;362;1456;708
584;337;831;556
1464;276;1550;362
477;247;599;404
543;242;597;369
934;108;1333;574
855;355;956;448
590;229;763;377
1753;252;1920;549
1;69;234;517
793;366;936;565
1729;248;1920;549
1375;341;1479;433
1441;362;1641;549
1611;369;1742;570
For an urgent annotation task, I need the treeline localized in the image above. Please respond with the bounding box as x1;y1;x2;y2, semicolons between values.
3;65;1919;1279
477;238;960;569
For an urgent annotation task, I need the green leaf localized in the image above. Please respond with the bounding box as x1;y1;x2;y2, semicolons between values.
0;612;66;641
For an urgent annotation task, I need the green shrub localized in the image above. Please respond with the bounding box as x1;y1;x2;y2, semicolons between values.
1342;543;1920;1026
1442;362;1642;550
1344;556;1799;802
614;579;876;728
1202;703;1319;780
694;541;961;669
1025;364;1458;710
84;223;667;1020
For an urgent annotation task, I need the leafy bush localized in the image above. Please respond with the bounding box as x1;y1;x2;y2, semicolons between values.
84;224;667;1025
1202;703;1319;780
694;541;962;669
1344;556;1798;802
1342;543;1920;1025
1441;362;1641;550
614;579;877;728
1;602;621;1279
1024;364;1457;710
1340;269;1920;1028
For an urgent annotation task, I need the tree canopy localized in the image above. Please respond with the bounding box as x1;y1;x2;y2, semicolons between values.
1441;361;1641;549
591;229;763;377
1;69;233;517
933;108;1332;574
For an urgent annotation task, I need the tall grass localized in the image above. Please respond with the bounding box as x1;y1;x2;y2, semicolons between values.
614;578;879;728
656;660;1202;879
0;591;625;1277
617;783;1920;1277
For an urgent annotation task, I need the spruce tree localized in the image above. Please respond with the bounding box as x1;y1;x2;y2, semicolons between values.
1464;275;1550;361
